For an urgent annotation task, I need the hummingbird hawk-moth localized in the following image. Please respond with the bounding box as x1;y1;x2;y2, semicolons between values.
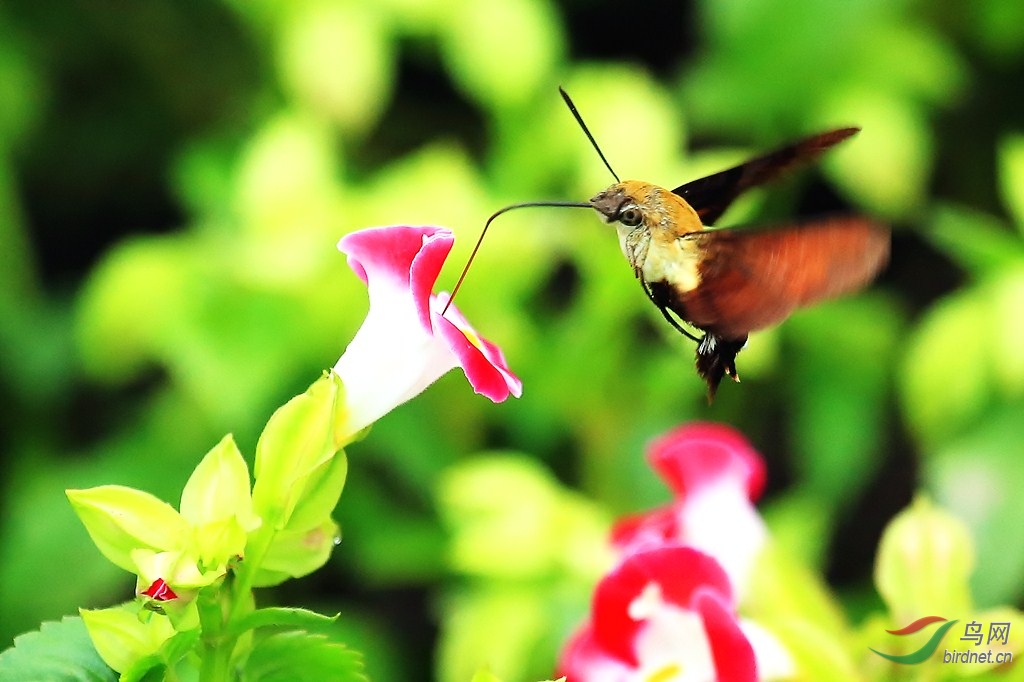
446;89;890;401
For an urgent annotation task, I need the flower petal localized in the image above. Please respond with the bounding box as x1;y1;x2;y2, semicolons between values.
677;480;767;600
433;293;522;400
741;619;796;681
334;226;521;434
591;546;734;666
339;224;449;332
610;507;678;555
335;227;456;434
567;546;757;680
647;423;766;502
615;423;769;597
692;586;758;682
557;623;633;681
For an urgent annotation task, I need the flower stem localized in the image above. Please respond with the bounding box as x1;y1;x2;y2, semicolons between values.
197;586;232;681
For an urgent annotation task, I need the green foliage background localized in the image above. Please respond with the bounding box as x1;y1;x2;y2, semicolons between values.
1;0;1023;679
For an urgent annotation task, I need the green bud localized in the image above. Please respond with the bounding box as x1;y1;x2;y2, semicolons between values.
252;372;347;529
180;434;259;533
80;604;175;674
67;486;187;572
189;516;248;573
252;517;341;587
875;496;974;623
281;452;348;534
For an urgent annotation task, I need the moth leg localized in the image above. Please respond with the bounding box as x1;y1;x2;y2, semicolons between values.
658;306;701;343
639;278;700;343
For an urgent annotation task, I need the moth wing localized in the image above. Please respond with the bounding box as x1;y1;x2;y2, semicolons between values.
679;217;889;339
672;128;859;225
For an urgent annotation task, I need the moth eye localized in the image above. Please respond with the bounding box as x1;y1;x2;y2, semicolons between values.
619;206;643;227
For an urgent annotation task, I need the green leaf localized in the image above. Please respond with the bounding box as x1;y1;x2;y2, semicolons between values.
874;497;974;625
0;616;116;681
900;286;991;447
74;236;191;383
120;654;165;682
241;631;366;682
967;0;1024;59
159;628;202;667
743;538;862;679
438;457;559;579
558;67;685;194
231;107;345;241
228;607;339;638
762;492;832;570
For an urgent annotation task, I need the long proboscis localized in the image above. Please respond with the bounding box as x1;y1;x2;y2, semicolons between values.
441;201;592;315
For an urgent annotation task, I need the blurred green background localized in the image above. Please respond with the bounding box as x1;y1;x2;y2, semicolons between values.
2;0;1024;679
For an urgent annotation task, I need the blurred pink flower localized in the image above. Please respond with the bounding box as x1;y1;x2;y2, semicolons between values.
612;423;768;598
334;226;521;436
559;423;794;681
558;546;757;682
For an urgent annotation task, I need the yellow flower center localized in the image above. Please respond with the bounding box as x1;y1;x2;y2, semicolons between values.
647;662;682;682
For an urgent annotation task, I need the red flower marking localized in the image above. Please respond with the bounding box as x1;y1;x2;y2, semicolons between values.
141;578;178;602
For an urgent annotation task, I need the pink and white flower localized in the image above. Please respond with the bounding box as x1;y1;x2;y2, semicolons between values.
558;546;757;682
560;423;794;681
334;226;522;437
612;423;768;598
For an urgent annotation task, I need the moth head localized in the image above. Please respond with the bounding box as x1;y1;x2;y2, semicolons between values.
591;180;702;236
590;181;649;228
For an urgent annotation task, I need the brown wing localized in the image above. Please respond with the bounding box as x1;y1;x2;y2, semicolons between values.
677;217;889;339
672;128;859;225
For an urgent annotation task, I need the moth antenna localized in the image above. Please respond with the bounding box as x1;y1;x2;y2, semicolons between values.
559;86;620;183
442;201;592;315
